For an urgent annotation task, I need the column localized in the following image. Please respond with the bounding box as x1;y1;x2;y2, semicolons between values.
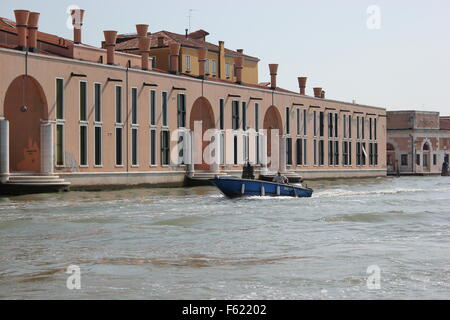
41;121;54;175
0;118;9;183
280;136;287;173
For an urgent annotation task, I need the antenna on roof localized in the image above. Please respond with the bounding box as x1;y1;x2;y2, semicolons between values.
187;9;196;33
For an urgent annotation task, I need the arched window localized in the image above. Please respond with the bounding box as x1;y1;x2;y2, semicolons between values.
387;143;395;151
423;142;430;151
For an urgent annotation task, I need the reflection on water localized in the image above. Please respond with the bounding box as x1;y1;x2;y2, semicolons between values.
1;176;450;299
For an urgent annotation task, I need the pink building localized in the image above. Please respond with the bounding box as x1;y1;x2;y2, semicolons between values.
0;9;387;192
387;111;450;175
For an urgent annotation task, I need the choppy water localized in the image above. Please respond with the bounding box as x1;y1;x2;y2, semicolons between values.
1;176;450;300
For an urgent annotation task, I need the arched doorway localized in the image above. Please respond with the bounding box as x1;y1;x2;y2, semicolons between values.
422;142;431;172
189;97;215;171
263;105;283;170
4;75;48;173
386;143;396;173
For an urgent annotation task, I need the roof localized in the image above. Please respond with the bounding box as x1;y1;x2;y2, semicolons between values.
115;29;259;61
0;16;72;48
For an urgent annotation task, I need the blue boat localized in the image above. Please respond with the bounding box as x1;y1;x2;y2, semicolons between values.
209;177;313;198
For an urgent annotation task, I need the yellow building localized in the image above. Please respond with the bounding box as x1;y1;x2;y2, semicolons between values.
113;29;260;84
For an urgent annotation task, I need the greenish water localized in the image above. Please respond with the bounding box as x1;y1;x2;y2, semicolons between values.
1;176;449;299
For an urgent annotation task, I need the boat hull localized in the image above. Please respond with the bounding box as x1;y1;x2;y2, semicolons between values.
209;178;313;198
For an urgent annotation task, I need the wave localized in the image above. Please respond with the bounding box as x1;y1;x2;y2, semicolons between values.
313;187;450;198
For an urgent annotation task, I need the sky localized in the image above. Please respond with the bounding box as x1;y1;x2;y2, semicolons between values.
1;0;449;114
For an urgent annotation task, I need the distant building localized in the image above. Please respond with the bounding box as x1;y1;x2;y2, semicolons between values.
387;111;450;175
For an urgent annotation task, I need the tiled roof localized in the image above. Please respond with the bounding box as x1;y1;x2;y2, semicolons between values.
0;16;72;48
115;29;259;60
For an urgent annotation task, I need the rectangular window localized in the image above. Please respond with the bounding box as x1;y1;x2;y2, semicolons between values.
343;115;347;139
319;140;325;166
401;154;408;166
433;154;437;166
374;143;378;165
226;63;231;78
56;78;64;120
150;90;156;126
369;118;373;140
319;112;325;137
303;139;307;165
185;55;191;72
162;92;168;127
361;143;367;165
219;99;225;130
232;101;240;130
362;117;365;140
349;141;352;166
286;107;290;135
303;109;307;136
131;88;138;125
205;59;210;74
79;81;87;121
374;118;377;140
328;140;334;165
335;113;339;138
94;83;101;122
357;142;361;166
151;56;157;69
286;137;292;165
161;130;170;165
297;109;301;136
314;140;318;165
255;103;259;132
416;154;421;166
56;124;64;166
242;102;247;131
357;117;360;139
233;135;238;165
150;129;157;166
80;125;87;166
177;94;186;128
335;140;339;165
343;141;348;166
313;111;317;137
115;127;122;166
296;138;303;165
115;86;122;123
212;60;217;75
328;113;333;138
94;126;102;166
132;128;138;166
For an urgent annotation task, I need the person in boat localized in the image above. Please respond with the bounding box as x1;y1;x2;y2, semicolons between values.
273;171;289;184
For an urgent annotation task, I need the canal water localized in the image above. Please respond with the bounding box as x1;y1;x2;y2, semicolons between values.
0;176;449;300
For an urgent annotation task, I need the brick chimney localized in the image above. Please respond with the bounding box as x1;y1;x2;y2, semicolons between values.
14;10;30;50
103;30;117;65
157;36;164;47
71;9;85;44
136;24;151;71
218;41;225;79
169;42;181;74
234;53;244;84
27;12;40;52
198;47;208;79
313;87;323;98
269;64;278;89
298;77;307;95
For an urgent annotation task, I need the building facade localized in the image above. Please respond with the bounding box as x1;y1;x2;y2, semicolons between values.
0;9;387;188
387;111;450;175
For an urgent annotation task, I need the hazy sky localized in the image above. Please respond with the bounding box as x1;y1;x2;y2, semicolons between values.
1;0;449;114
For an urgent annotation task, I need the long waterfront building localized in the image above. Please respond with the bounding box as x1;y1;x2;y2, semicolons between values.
0;9;387;189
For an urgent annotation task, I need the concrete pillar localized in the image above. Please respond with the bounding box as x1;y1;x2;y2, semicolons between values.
41;121;54;175
0;119;9;183
280;136;287;173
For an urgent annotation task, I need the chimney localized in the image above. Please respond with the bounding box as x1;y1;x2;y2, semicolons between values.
313;87;323;98
14;10;30;50
269;64;278;89
169;42;181;74
103;30;117;65
234;53;244;84
157;36;164;47
27;12;40;52
321;90;326;99
237;49;244;54
185;29;188;38
198;47;208;79
298;77;307;95
218;41;225;79
136;24;151;71
71;9;85;44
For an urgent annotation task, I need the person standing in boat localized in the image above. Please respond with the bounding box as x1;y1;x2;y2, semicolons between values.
273;171;289;184
442;160;449;176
